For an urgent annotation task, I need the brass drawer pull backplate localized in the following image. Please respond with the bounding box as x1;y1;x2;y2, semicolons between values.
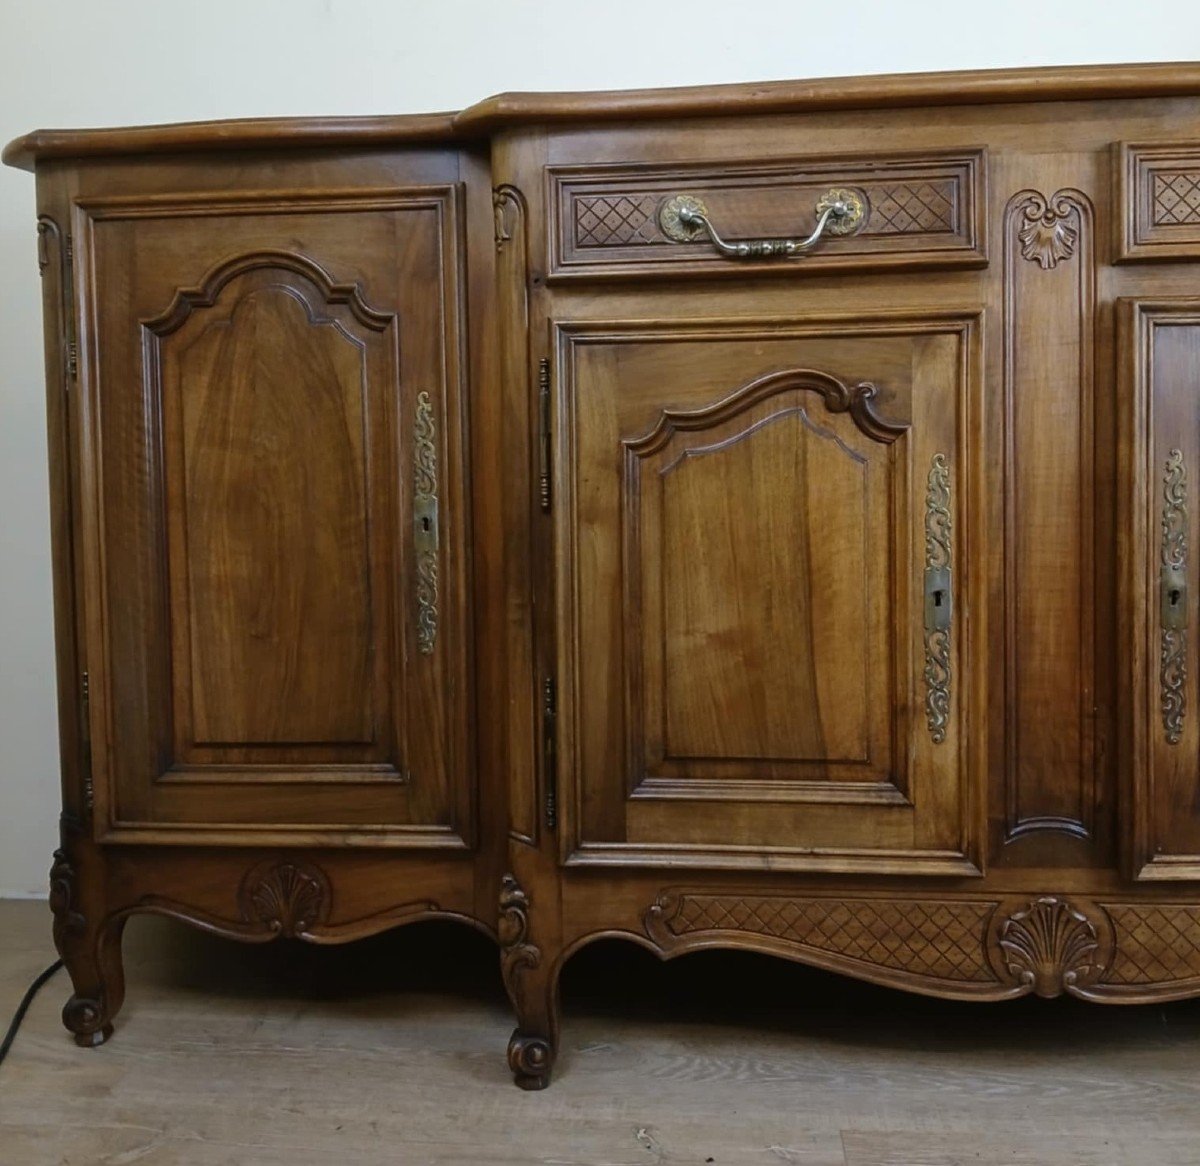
658;186;865;258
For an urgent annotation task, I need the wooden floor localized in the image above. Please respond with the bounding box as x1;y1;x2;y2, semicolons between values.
1;899;1198;1165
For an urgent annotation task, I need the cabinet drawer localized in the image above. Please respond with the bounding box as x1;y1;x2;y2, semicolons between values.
1118;142;1200;261
550;149;987;280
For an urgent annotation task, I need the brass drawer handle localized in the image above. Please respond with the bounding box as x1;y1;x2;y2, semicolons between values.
659;187;865;258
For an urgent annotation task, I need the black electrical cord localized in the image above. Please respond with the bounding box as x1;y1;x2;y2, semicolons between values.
0;959;63;1067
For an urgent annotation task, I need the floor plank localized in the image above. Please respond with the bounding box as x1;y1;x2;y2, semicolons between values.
1;899;1197;1165
840;1130;1200;1166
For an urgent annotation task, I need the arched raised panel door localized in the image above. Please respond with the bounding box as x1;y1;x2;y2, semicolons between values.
77;192;472;846
553;316;984;874
628;374;898;788
1121;298;1200;879
152;259;389;759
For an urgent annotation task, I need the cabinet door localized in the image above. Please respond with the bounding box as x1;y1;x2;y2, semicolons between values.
77;187;471;846
1122;299;1200;878
554;315;982;873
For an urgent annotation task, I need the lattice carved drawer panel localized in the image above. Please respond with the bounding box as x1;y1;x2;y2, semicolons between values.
645;892;1200;1004
1102;904;1200;984
1118;142;1200;259
647;892;998;985
549;150;987;278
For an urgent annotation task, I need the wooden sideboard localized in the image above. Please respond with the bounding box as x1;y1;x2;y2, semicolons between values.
9;62;1200;1089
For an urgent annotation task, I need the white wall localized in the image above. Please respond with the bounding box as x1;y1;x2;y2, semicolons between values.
2;1;1199;895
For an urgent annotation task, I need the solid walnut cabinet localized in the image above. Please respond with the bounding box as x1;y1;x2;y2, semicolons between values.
11;63;1200;1090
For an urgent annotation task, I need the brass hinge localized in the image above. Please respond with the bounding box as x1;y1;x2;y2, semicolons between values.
37;220;78;384
36;220;50;275
538;358;551;513
542;675;557;831
64;233;78;381
80;670;93;813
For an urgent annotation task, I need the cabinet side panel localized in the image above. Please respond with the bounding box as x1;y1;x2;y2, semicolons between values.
35;170;89;826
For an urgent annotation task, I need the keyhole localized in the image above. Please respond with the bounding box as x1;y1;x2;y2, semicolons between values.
421;516;431;532
934;590;945;608
1170;588;1182;608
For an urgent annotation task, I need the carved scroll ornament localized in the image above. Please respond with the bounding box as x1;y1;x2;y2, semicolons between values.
923;454;952;743
413;391;439;655
499;873;540;992
1161;448;1188;744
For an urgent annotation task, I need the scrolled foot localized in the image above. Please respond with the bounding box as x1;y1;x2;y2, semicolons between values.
508;1028;554;1090
63;995;113;1048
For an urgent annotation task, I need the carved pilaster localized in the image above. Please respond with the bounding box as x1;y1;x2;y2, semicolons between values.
1002;185;1097;842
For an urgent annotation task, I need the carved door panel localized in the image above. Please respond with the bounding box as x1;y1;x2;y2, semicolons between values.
1122;300;1200;878
78;189;472;845
554;315;983;873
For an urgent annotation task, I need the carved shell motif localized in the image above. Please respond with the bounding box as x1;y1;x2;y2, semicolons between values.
997;897;1101;997
1015;190;1081;269
238;860;330;938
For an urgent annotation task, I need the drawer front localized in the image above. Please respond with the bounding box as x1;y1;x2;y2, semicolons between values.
1118;142;1200;261
550;149;987;279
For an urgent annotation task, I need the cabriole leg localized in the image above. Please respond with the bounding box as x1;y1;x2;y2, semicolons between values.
49;841;127;1047
499;872;560;1089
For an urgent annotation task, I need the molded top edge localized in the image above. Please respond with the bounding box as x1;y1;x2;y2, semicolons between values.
453;61;1200;131
2;111;462;171
7;62;1200;171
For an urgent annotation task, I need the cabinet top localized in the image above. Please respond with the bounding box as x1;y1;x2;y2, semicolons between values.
452;60;1200;131
2;111;461;171
7;61;1200;171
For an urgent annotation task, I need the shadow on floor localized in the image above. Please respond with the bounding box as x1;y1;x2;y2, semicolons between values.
122;914;1200;1056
